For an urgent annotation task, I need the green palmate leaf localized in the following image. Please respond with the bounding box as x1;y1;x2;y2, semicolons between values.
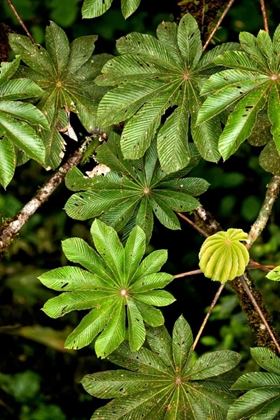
228;348;280;420
197;23;280;160
82;315;241;419
96;14;240;172
9;22;110;168
199;228;250;283
64;132;208;243
39;220;175;357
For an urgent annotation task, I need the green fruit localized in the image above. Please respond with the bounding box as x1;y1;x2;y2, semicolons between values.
199;228;249;283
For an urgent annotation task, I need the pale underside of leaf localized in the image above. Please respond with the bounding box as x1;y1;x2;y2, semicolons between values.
120;83;181;159
157;99;191;173
219;83;269;160
99;196;141;232
64;189;139;220
239;31;269;70
200;68;266;96
197;78;268;125
82;0;113;18
177;14;202;68
227;388;280;420
213;50;265;72
135;196;154;244
121;0;141;18
0;137;16;188
97;80;165;126
150;196;181;230
256;30;273;70
64;298;116;350
189;82;221;162
116;32;181;68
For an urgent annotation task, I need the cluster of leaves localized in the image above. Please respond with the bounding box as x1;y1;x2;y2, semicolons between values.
196;23;280;170
39;219;175;358
9;21;110;169
95;14;240;173
0;57;48;187
64;132;209;243
228;347;280;419
4;4;280;418
82;315;241;419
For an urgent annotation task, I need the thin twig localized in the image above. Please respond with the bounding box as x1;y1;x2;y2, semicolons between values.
202;0;236;51
247;260;276;272
193;283;225;350
201;0;206;27
174;269;202;279
177;212;208;237
260;0;269;34
6;0;35;44
240;275;280;353
247;175;280;249
0;140;91;253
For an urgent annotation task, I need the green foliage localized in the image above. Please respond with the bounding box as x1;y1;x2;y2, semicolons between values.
9;22;110;168
228;347;280;420
38;219;175;357
64;132;208;242
199;229;250;283
197;23;280;162
96;14;239;173
1;1;280;418
82;315;241;419
82;0;141;19
0;57;48;187
0;370;41;403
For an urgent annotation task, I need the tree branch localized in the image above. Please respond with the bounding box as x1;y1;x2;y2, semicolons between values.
6;0;35;44
193;283;225;351
202;0;236;51
246;175;280;249
240;274;280;353
0;140;90;254
260;0;269;34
